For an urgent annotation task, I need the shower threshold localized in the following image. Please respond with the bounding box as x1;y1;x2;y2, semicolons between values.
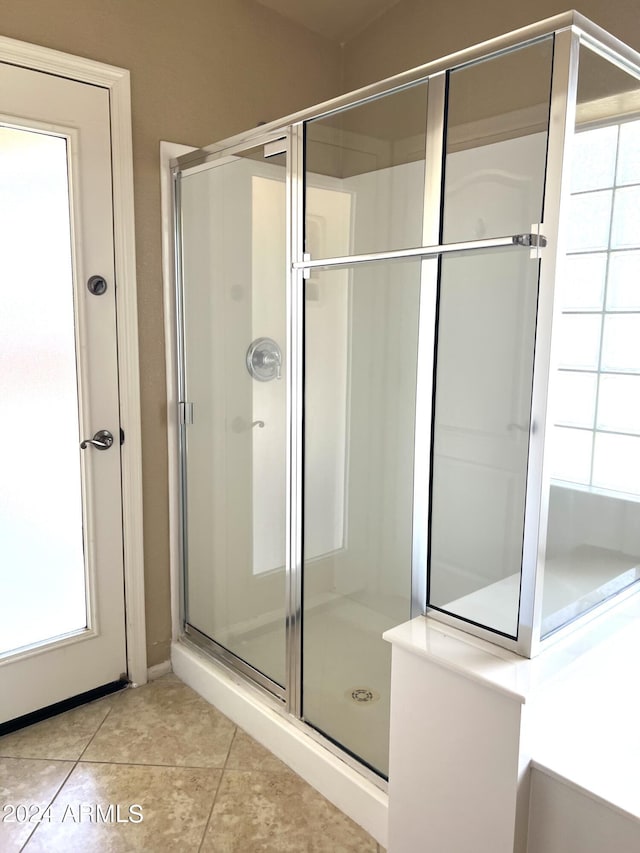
171;637;389;846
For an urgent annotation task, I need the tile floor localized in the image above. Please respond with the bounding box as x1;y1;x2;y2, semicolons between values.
0;675;382;852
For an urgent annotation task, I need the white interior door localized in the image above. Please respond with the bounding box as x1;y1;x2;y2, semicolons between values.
0;62;127;723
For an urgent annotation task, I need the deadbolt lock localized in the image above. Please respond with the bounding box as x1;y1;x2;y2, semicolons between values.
87;275;108;296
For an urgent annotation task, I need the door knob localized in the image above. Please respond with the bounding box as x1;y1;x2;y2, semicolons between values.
80;429;114;450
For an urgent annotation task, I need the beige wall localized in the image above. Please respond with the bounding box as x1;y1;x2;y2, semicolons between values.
0;0;342;666
342;0;640;89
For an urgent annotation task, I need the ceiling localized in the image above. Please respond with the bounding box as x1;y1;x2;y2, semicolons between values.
256;0;401;43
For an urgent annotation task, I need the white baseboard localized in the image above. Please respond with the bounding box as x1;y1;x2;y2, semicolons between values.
171;640;388;847
147;660;172;681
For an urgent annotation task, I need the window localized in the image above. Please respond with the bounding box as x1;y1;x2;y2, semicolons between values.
552;118;640;496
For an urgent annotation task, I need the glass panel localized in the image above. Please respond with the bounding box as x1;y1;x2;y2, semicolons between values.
597;374;640;433
554;372;597;427
180;147;287;687
611;185;640;248
542;44;640;638
556;314;601;370
607;251;640;310
616;118;640;185
566;191;612;252
601;314;640;372
305;82;428;259
543;481;640;636
303;258;420;777
592;432;640;493
548;426;592;485
570;125;618;192
428;248;539;638
561;253;606;310
0;126;86;655
442;37;553;243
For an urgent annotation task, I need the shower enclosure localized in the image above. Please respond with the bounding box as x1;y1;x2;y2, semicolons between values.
172;12;640;780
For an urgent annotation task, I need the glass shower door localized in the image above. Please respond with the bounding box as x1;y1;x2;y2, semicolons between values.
178;141;288;690
302;82;429;777
302;258;421;777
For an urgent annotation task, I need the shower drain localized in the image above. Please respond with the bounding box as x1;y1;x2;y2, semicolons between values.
347;687;380;705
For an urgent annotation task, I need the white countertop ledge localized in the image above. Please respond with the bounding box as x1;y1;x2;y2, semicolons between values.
383;617;532;703
385;596;640;821
384;594;640;705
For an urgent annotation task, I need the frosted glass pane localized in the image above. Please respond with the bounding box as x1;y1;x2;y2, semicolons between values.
556;314;601;370
0;126;86;655
554;371;597;428
601;314;640;372
611;186;640;249
549;426;592;484
607;251;640;310
571;125;617;192
593;432;640;494
567;191;612;252
598;374;640;434
617;119;640;186
561;253;606;310
442;38;552;243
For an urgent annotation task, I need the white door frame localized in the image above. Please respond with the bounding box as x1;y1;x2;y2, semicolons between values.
1;34;147;687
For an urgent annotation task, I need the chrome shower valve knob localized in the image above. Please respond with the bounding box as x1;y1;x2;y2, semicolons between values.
246;337;282;382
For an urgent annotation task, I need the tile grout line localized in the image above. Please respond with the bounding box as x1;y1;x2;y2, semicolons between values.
17;759;76;853
73;760;288;776
196;726;239;853
76;757;245;771
19;699;115;851
77;702;115;762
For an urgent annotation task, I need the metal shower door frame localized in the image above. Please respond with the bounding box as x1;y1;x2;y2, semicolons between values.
173;130;291;703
